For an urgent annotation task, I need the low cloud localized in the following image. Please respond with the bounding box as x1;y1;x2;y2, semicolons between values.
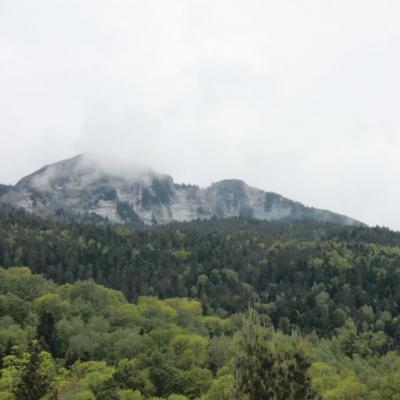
1;0;400;229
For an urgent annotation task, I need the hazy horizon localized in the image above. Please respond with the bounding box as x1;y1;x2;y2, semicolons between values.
1;1;400;229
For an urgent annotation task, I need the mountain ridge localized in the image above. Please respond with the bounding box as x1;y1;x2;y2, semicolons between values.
0;154;364;226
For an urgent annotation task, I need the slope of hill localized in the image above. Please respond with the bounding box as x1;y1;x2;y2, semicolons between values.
0;206;399;343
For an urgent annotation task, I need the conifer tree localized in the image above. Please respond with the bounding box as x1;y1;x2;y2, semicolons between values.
14;340;50;400
286;352;321;400
36;311;59;357
234;308;320;400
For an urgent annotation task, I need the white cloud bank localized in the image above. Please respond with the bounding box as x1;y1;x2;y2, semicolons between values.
1;0;400;228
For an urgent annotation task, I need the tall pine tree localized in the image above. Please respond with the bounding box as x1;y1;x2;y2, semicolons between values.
36;311;59;357
14;340;51;400
234;308;320;400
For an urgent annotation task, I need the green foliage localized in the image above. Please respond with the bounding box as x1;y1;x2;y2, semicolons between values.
0;267;400;398
203;374;235;399
113;359;154;396
13;340;56;400
2;209;400;347
2;207;400;398
234;309;320;399
36;311;59;357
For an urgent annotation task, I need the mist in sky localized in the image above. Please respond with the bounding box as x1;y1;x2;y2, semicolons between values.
1;1;400;229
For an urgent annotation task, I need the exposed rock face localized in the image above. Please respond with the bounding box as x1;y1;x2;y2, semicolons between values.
0;154;362;226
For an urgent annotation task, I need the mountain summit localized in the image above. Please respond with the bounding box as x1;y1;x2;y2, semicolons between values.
0;154;362;226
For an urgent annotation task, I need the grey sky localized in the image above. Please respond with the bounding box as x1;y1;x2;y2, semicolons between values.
1;1;400;229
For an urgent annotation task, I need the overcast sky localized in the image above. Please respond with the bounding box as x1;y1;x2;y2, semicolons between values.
1;1;400;229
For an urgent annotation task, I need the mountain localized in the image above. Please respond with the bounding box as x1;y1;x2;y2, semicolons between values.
0;154;362;226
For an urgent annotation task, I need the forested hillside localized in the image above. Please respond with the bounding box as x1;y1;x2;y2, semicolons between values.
1;267;400;399
1;206;400;345
2;206;400;398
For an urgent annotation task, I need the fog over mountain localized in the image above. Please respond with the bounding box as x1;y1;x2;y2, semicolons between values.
0;154;362;226
1;1;400;228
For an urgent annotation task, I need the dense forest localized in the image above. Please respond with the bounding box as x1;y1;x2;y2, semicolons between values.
1;266;400;399
1;205;400;398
